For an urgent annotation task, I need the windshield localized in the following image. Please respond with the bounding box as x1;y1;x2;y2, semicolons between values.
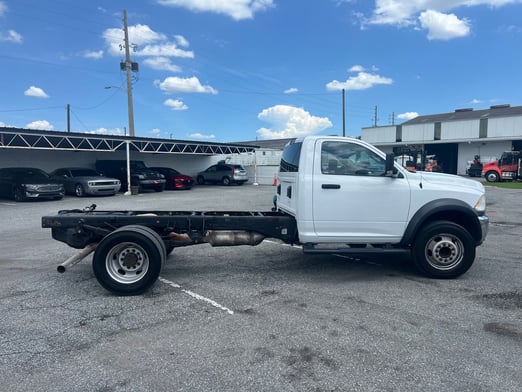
14;168;50;179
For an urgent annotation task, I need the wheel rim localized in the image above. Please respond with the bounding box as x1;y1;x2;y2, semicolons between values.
75;184;84;197
424;233;464;270
105;242;149;284
486;172;498;182
223;177;230;185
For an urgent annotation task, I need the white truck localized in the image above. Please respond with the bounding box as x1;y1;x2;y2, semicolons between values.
42;136;489;295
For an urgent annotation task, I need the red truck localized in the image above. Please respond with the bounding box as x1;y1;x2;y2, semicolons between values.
482;151;522;182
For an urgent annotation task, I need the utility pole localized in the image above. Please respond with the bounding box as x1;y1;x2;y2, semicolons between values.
342;89;346;137
123;9;135;137
66;104;70;132
373;105;378;127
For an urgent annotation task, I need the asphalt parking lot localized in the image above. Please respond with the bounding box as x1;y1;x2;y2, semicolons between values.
0;183;521;392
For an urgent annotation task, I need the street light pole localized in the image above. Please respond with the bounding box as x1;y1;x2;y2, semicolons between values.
123;9;135;137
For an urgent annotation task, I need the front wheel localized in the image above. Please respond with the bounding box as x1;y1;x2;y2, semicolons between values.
485;170;499;182
197;176;205;185
412;221;475;278
75;184;85;197
92;225;166;295
12;186;25;202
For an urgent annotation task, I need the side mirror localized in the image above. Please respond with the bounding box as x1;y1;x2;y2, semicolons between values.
385;153;397;176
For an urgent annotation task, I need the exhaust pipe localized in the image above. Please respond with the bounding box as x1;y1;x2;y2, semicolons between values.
57;243;98;273
204;231;264;247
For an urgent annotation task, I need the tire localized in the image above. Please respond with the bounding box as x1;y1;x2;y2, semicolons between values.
197;176;205;185
12;186;25;202
92;225;166;295
412;221;475;279
222;176;231;186
75;184;85;197
485;171;499;183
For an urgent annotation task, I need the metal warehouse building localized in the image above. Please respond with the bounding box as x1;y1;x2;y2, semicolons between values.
361;104;522;175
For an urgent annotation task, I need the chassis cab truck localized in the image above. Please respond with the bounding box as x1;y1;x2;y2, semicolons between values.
42;136;489;295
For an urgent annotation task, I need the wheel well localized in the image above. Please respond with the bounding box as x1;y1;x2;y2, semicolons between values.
402;200;483;246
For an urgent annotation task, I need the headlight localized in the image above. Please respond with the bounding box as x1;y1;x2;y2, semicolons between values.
25;184;38;191
137;174;145;180
159;174;165;179
88;181;95;186
474;194;486;213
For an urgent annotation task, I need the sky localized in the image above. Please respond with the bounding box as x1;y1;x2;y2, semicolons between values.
0;0;522;143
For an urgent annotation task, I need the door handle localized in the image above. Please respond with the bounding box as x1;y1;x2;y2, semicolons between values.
322;184;341;189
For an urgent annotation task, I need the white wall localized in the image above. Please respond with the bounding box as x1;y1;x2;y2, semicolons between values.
361;126;396;144
488;117;522;138
442;120;480;140
402;123;433;142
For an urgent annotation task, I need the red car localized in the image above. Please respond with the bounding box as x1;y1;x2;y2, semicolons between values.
149;167;194;190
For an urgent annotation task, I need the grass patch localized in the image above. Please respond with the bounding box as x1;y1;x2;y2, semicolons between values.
484;181;522;189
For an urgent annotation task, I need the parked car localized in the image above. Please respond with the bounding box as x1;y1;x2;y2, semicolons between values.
0;167;64;201
50;167;121;197
95;160;166;192
196;162;248;185
148;167;194;190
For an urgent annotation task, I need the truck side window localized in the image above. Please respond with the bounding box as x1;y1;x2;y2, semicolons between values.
321;141;385;176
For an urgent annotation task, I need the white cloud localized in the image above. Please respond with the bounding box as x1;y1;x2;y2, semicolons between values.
188;132;216;139
470;98;482;104
0;2;7;16
326;71;393;91
348;64;365;72
103;24;194;59
364;1;521;39
150;128;162;136
86;128;125;135
143;57;182;72
284;87;298;94
24;86;49;98
0;29;22;43
155;76;218;94
174;34;190;47
397;112;419;121
26;120;54;130
257;105;333;139
419;10;470;40
164;98;189;110
83;50;103;59
156;0;275;20
0;121;5;127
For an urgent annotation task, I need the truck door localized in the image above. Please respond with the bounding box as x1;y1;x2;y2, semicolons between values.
312;139;411;242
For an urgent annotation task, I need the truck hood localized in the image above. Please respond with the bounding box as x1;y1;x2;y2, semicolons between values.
413;171;485;192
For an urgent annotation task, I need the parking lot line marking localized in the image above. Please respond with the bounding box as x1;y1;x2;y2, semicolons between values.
158;277;234;315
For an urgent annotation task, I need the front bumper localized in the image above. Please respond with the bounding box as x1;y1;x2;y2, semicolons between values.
478;215;489;245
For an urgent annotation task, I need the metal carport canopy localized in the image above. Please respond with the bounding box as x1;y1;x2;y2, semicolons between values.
0;128;258;155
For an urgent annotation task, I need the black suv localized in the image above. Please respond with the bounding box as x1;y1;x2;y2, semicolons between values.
95;160;166;192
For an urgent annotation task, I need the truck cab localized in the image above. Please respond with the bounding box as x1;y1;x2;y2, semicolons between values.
277;136;488;278
482;151;521;182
